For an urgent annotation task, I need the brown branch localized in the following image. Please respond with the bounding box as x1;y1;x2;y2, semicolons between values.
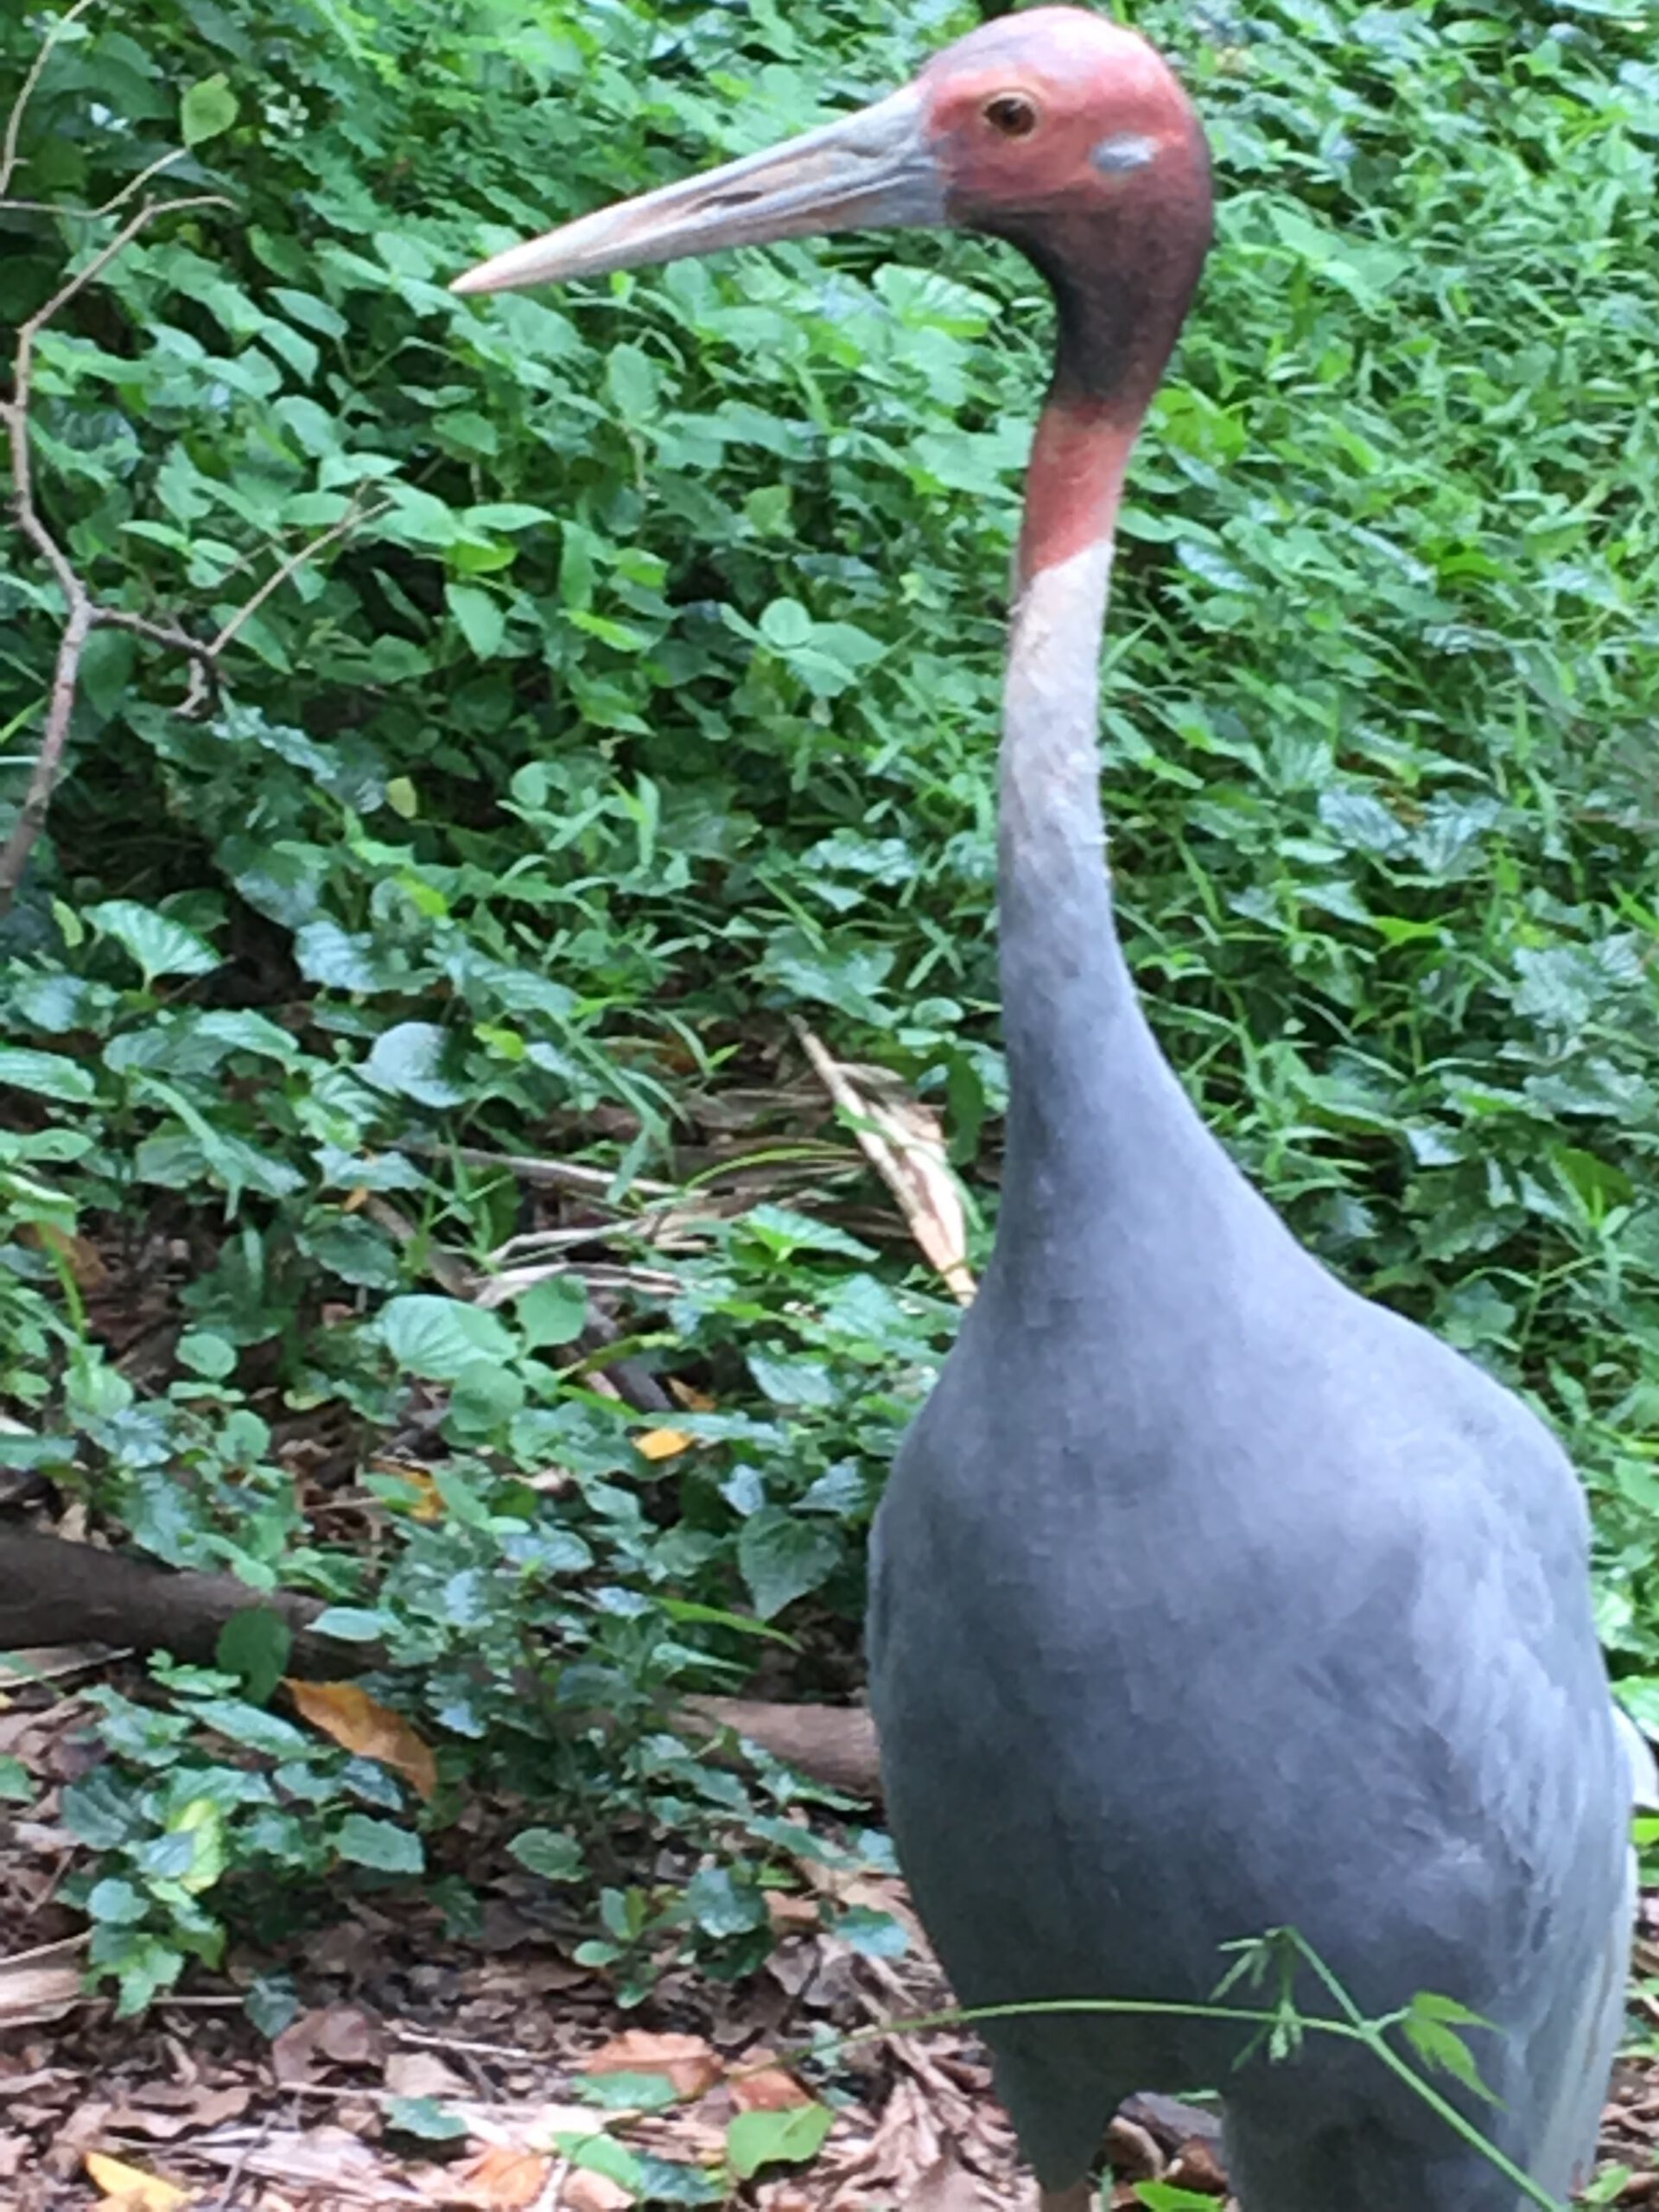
0;0;94;207
0;1527;885;1797
0;1526;365;1679
0;588;92;910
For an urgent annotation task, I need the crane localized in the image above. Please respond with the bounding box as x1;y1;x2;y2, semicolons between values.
453;10;1647;2207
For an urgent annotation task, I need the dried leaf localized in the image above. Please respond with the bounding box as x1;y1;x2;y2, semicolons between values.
285;1681;437;1799
633;1428;693;1462
560;2169;632;2212
729;2059;811;2114
386;2052;469;2101
792;1025;974;1304
84;2150;193;2210
33;1223;107;1287
763;1891;820;1932
908;2152;995;2212
271;2004;385;2084
103;2086;251;2139
666;1380;716;1412
0;1936;85;2026
437;2145;552;2209
584;2031;721;2101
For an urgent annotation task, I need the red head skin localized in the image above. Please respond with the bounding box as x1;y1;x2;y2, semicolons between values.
913;10;1212;576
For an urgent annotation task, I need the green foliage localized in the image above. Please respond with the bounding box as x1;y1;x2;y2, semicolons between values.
2;0;1656;2007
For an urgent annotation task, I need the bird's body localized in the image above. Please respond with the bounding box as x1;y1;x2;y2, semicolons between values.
872;957;1632;2203
454;12;1643;2202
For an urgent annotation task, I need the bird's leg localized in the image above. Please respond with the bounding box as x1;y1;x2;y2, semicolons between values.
1037;2183;1094;2212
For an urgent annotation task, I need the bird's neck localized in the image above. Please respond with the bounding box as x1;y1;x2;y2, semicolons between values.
995;398;1153;1234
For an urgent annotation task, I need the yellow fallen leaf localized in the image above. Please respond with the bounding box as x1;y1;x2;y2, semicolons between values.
667;1380;716;1413
371;1459;445;1522
634;1428;693;1462
84;2150;193;2209
284;1680;437;1800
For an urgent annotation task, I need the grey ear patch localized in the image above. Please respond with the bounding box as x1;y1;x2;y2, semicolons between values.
1092;132;1159;175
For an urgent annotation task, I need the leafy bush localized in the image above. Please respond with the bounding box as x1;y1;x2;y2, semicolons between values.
2;0;1656;1995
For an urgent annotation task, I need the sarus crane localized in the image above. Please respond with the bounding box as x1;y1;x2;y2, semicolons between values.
454;10;1648;2207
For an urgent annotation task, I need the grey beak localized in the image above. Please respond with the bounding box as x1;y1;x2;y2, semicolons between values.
451;86;943;295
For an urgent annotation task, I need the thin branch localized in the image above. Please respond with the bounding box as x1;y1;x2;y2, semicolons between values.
207;501;383;655
0;587;91;902
15;191;227;345
2;148;189;221
397;1136;677;1198
0;0;94;206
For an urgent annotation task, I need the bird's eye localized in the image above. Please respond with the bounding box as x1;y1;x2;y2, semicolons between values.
983;92;1039;139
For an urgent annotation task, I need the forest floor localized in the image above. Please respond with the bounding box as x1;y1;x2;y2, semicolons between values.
3;1744;1656;2212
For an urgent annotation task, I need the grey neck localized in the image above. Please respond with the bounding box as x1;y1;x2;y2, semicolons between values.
994;537;1172;1253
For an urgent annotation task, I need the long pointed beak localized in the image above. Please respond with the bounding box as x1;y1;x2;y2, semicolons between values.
451;87;943;296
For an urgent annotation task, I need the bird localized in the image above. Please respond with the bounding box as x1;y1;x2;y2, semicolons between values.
453;10;1649;2208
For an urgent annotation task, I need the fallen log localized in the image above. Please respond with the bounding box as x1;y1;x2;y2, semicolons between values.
0;1525;883;1798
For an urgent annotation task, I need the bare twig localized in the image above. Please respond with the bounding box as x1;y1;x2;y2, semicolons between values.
0;0;94;205
179;494;391;713
0;588;92;902
1;148;190;220
397;1136;677;1198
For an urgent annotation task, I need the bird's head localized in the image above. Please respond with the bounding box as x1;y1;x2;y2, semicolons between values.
453;7;1211;418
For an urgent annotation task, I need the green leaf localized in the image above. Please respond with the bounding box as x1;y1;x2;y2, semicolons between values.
334;1814;423;1873
181;73;238;146
363;1021;467;1108
747;1350;836;1408
683;1866;766;1938
0;1757;33;1802
87;1878;149;1927
575;2071;682;2113
607;341;659;419
0;1046;95;1103
378;1294;516;1380
194;1698;309;1759
307;1606;391;1643
177;1330;237;1380
830;1905;908;1957
514;1275;588;1349
1400;1993;1501;2105
725;2102;833;2179
556;2133;644;2192
245;1973;299;2039
385;2095;467;2140
758;597;813;650
737;1509;841;1621
214;1608;292;1705
86;900;221;984
508;1827;585;1882
446;581;505;658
